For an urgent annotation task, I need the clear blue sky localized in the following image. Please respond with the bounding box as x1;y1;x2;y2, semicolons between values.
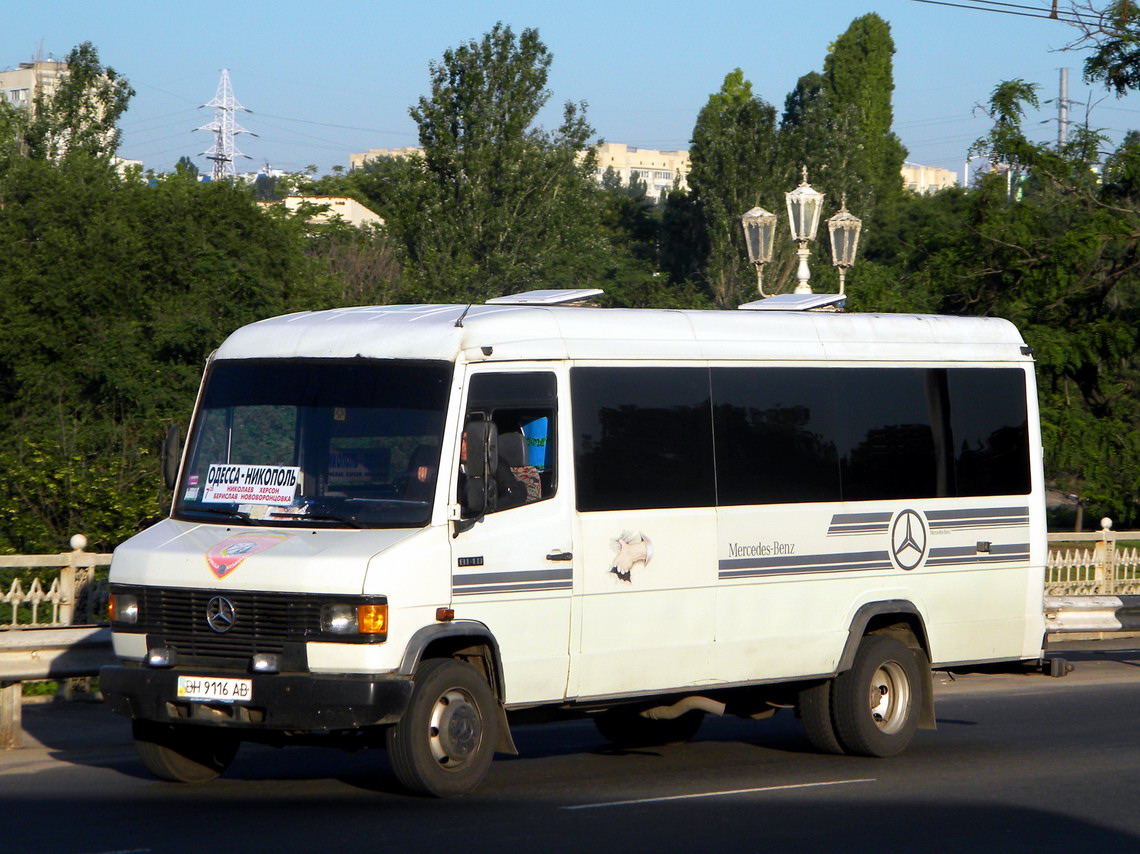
6;0;1138;183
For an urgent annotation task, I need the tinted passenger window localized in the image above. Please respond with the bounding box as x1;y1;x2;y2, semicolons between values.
711;367;1030;504
947;369;1030;495
833;369;938;501
572;367;715;511
711;369;840;504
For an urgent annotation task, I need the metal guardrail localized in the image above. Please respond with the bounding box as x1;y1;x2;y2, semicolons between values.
1044;595;1140;634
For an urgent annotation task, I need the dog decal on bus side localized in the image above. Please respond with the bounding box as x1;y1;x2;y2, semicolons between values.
610;531;653;582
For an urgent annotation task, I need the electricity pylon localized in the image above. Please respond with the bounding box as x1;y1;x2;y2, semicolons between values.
196;69;256;180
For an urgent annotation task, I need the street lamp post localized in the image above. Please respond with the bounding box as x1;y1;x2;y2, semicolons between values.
740;168;862;302
739;206;777;296
785;166;825;294
826;193;862;295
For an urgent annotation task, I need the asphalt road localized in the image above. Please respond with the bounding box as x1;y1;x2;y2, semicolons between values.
5;640;1139;854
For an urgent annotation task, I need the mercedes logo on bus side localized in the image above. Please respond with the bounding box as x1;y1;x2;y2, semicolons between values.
206;596;237;633
889;509;929;571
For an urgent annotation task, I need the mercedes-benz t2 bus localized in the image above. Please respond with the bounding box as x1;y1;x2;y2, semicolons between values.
101;289;1049;796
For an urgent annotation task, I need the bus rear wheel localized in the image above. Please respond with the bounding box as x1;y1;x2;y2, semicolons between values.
831;634;922;757
798;679;845;755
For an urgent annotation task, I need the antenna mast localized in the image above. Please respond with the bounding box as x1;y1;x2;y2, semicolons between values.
196;69;256;180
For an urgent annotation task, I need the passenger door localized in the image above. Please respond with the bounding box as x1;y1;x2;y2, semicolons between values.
447;367;574;705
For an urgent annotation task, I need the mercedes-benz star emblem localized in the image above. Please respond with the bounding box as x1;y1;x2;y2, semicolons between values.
205;596;237;633
890;509;928;571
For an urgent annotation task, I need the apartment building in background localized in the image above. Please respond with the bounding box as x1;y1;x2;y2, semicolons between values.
281;195;384;228
902;161;957;194
589;142;690;200
350;142;691;202
348;147;424;170
351;144;955;201
0;57;65;111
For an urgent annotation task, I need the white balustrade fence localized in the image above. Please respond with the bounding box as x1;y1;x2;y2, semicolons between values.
0;535;111;628
1045;522;1140;597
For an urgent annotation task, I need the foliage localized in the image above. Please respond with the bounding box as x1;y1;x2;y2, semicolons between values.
0;152;337;551
4;22;1140;546
1063;1;1140;95
23;42;134;162
851;81;1140;525
667;15;906;303
304;222;403;306
818;14;906;222
685;69;779;307
375;23;618;302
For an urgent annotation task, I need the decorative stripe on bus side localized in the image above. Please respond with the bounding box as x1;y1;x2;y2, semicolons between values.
925;507;1030;530
826;512;892;536
719;550;893;579
926;544;1031;567
453;567;573;596
827;506;1030;537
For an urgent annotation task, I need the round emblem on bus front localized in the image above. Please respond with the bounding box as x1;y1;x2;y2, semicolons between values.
206;596;237;633
889;509;929;571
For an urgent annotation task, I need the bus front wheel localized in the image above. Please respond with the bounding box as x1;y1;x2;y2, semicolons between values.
386;658;498;797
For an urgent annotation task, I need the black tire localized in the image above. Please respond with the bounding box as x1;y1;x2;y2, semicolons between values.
132;720;239;783
831;634;922;758
594;707;705;748
386;658;498;797
798;679;845;755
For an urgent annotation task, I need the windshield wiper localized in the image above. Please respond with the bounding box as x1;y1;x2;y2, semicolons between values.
187;506;254;524
301;511;363;529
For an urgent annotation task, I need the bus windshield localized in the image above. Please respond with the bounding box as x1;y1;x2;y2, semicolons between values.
174;358;453;529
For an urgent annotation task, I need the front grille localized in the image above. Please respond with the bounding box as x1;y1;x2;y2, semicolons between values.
112;585;383;667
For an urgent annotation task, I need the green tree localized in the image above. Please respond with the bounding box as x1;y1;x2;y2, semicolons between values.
1063;1;1140;95
817;14;906;246
381;23;610;301
175;155;199;179
0;154;335;551
23;42;134;162
778;71;832;190
683;69;779;306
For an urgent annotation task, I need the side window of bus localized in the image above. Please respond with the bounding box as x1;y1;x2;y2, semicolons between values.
710;366;1031;505
463;372;557;513
946;368;1031;496
571;367;715;511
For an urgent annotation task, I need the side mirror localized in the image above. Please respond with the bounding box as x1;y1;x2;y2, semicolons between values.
161;424;181;490
460;420;497;518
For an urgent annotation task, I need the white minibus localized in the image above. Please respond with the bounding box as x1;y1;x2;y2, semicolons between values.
102;289;1050;796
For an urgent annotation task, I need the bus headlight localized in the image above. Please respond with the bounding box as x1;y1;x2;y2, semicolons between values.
321;603;387;638
109;593;139;624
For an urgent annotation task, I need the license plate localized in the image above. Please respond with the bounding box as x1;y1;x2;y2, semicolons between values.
176;675;252;704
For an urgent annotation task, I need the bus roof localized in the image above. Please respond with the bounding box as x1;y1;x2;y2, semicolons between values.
213;303;1031;365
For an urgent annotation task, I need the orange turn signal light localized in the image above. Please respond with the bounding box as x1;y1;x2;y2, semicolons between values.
357;604;388;635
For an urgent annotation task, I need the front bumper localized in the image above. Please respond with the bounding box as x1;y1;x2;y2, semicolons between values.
100;664;414;732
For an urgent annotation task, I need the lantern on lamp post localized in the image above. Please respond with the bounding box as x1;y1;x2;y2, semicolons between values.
826;193;862;295
739;205;777;296
785;166;825;293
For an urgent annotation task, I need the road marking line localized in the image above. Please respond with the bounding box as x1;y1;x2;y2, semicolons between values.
562;778;876;810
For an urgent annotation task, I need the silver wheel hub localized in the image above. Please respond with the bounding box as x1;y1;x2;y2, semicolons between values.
868;660;911;734
427;688;482;769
